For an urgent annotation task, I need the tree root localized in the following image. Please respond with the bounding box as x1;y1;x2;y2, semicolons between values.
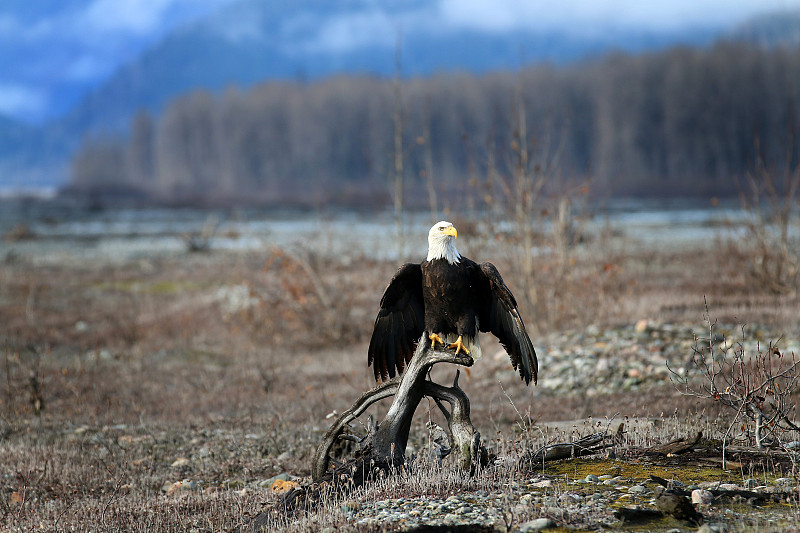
312;340;478;482
237;343;481;531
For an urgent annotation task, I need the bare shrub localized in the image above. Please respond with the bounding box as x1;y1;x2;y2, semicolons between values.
460;79;606;333
669;304;800;467
737;140;800;294
250;246;368;348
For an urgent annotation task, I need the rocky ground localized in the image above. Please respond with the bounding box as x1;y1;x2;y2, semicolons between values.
338;470;800;533
2;206;800;532
244;321;800;532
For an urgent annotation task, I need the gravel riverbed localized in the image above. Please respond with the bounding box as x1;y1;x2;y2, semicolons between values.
534;320;800;397
336;320;800;531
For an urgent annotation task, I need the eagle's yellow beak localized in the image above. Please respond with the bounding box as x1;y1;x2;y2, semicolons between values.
442;226;457;238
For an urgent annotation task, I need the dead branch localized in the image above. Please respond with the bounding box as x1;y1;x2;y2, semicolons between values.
646;431;703;456
520;432;613;467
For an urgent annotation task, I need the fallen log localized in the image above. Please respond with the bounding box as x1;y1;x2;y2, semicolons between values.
520;432;614;467
649;475;792;504
646;431;703;456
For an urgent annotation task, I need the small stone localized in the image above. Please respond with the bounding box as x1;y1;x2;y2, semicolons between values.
653;486;702;524
692;489;714;505
718;483;740;491
598;474;613;480
585;474;600;483
223;479;245;489
634;319;649;333
628;485;648;494
558;493;582;503
697;523;727;533
775;477;795;488
276;451;292;462
532;479;554;488
519;517;556;531
513;504;528;515
170;457;190;468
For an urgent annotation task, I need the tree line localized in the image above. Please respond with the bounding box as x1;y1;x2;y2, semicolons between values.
69;41;800;207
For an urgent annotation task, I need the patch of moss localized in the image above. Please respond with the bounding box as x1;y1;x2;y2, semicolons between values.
532;456;800;531
146;280;204;294
167;349;230;367
95;279;206;294
543;456;735;486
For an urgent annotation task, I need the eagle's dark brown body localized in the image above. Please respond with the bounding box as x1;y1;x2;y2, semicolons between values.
421;257;479;343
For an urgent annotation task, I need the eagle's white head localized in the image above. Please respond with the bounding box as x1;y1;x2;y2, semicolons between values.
427;221;461;264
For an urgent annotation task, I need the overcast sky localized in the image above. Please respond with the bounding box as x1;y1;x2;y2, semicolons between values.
438;0;800;32
1;0;799;122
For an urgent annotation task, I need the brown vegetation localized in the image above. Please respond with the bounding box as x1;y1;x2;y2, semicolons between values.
1;207;798;531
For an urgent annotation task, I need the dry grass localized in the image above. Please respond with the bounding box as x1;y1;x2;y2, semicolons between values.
1;219;799;531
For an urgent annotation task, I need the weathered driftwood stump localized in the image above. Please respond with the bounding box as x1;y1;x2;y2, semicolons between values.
312;339;485;483
519;432;614;467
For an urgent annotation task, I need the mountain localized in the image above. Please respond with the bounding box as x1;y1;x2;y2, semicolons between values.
0;0;786;191
730;9;800;47
59;0;724;136
0;115;67;190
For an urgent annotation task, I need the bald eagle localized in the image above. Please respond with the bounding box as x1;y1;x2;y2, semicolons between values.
368;221;538;385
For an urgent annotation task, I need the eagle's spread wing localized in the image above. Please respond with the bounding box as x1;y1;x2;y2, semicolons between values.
368;263;425;381
475;262;538;384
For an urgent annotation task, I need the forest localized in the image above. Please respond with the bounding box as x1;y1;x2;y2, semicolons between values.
69;41;800;206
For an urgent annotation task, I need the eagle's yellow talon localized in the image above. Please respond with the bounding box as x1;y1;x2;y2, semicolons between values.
448;335;470;355
429;333;445;347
